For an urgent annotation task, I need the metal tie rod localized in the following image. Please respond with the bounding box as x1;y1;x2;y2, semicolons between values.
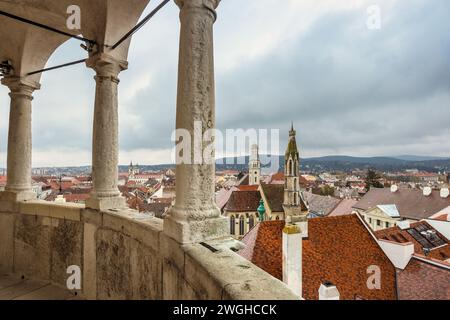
0;10;95;45
27;58;87;76
111;0;171;50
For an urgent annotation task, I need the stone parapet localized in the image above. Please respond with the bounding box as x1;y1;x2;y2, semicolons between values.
0;200;299;300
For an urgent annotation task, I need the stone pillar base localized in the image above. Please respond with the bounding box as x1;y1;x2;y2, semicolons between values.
164;214;229;244
85;196;127;211
0;190;37;202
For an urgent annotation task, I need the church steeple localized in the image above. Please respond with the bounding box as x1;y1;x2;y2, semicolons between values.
129;160;136;177
286;123;299;163
249;144;261;186
283;123;305;221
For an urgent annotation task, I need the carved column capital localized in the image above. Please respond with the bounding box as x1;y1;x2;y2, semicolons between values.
1;76;40;100
86;53;128;83
175;0;220;21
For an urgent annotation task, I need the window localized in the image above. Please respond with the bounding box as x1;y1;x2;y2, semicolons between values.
385;222;390;228
369;217;372;224
249;215;255;230
239;216;245;235
377;220;381;226
230;215;235;235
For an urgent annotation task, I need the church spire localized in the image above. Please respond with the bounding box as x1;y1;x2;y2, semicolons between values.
285;123;299;160
283;123;306;221
249;144;261;185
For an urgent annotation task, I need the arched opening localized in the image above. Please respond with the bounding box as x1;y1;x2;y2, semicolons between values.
230;215;235;235
239;215;245;235
249;215;255;230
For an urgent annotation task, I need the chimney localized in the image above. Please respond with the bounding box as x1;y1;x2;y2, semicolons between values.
378;239;414;269
440;188;449;199
319;281;340;300
423;187;432;197
397;220;410;230
282;224;302;297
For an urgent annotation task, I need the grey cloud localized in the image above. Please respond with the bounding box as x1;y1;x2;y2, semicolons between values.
1;0;449;166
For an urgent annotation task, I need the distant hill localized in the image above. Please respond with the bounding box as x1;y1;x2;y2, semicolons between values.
215;155;450;173
392;155;450;161
25;155;450;174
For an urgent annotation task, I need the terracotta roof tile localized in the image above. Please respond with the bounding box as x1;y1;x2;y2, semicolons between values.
237;185;259;191
396;258;450;300
240;215;397;300
375;221;450;264
224;190;261;212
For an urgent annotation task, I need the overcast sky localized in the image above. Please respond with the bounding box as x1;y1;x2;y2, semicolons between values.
0;0;449;167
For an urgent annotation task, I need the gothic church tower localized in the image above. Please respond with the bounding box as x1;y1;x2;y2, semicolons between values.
249;144;261;186
283;124;305;221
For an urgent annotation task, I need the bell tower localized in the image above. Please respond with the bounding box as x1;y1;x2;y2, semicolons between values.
283;123;305;221
249;144;261;186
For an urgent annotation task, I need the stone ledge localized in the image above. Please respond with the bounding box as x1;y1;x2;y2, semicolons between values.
183;242;300;300
18;200;83;221
1;203;299;300
101;209;163;252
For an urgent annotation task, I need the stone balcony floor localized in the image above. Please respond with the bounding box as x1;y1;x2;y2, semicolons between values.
0;273;81;300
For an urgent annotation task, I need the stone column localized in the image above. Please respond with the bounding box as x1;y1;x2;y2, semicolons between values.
0;76;40;201
85;53;127;211
164;0;228;243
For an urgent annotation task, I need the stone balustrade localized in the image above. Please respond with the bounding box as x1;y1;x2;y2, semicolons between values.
0;201;298;300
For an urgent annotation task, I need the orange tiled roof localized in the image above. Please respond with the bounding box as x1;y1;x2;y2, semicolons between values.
236;185;259;191
375;221;450;264
396;258;450;300
64;193;90;203
240;214;397;300
269;172;284;183
224;190;261;212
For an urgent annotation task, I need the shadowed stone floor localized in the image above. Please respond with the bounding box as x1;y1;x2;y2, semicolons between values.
0;273;81;300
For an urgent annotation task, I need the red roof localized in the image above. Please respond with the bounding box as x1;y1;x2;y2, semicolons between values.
430;213;449;221
49;181;74;191
269;172;284;183
240;215;397;300
64;193;90;203
375;221;450;264
236;185;259;191
396;258;450;300
224;190;261;212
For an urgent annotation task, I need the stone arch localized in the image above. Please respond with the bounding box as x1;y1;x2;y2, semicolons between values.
239;215;245;236
230;215;235;235
249;215;255;230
